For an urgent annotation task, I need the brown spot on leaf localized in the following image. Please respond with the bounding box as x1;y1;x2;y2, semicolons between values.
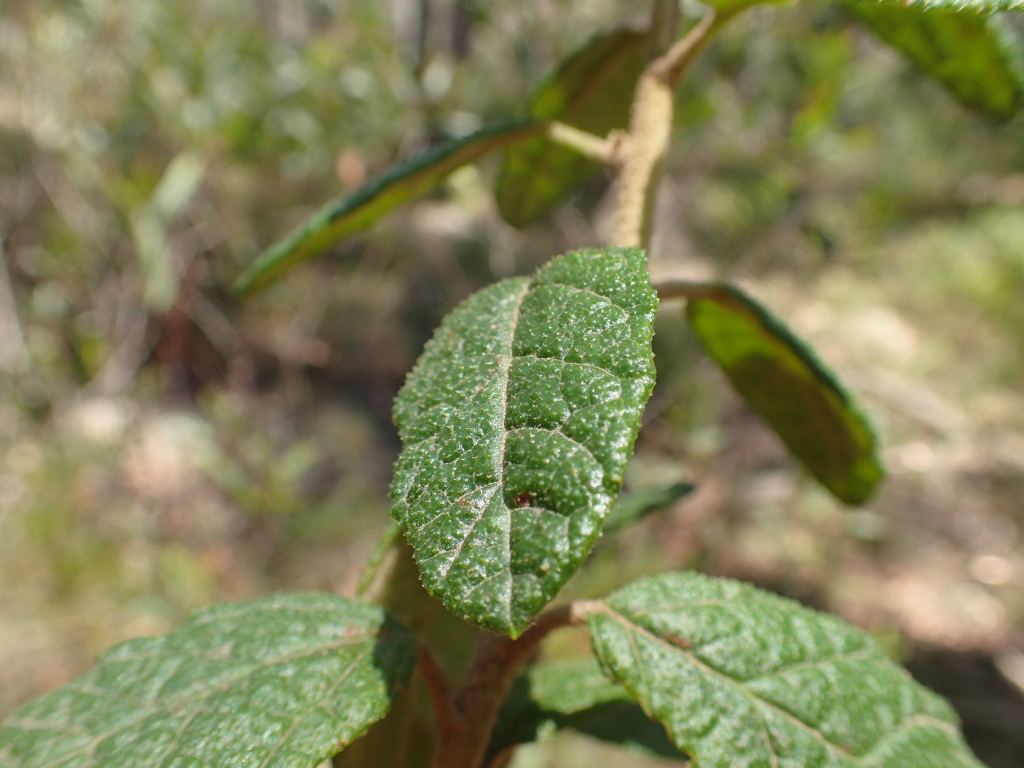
514;492;534;508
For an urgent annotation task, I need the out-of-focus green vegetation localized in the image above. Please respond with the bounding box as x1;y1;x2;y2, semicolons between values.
1;1;1023;765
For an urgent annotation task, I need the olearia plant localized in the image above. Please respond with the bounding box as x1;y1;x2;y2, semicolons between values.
3;0;1022;765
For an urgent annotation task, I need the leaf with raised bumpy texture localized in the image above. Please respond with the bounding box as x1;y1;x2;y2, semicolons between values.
390;247;657;637
850;0;1024;13
0;594;416;768
589;572;986;768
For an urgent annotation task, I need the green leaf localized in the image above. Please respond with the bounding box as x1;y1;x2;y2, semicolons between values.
0;594;417;768
588;571;986;768
390;247;658;637
847;1;1024;120
849;0;1024;12
604;481;695;534
495;29;648;227
489;658;686;761
684;282;883;505
234;119;543;296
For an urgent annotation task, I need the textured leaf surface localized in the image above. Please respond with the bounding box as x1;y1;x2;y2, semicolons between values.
850;0;1024;12
495;29;648;227
685;282;883;505
234;119;542;296
0;594;416;768
489;658;685;761
589;572;986;768
848;1;1024;120
390;247;657;637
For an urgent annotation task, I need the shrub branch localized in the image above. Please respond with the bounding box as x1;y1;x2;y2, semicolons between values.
612;9;735;248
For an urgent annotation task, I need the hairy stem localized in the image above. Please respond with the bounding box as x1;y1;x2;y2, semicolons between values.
612;9;734;249
611;73;674;248
652;9;733;89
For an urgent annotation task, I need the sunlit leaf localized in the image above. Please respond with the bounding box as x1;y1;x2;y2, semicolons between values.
489;657;685;761
234;119;543;296
847;1;1024;120
390;247;657;637
495;29;648;227
684;282;883;505
589;571;986;768
0;594;416;768
850;0;1024;11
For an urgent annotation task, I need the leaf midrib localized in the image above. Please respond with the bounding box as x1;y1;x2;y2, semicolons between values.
431;279;531;616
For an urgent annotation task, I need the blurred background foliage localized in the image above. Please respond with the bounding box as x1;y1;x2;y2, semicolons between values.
1;0;1023;765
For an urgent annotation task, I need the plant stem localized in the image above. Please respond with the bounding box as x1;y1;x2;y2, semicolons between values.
611;72;674;248
612;9;734;249
0;233;29;376
647;0;681;61
417;642;462;743
427;601;599;768
652;9;733;89
654;278;716;301
546;121;619;165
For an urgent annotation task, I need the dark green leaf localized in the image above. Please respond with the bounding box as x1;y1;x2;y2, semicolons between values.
495;29;648;227
489;658;685;761
0;594;416;768
604;481;695;534
589;571;986;768
685;282;883;505
390;247;658;637
234;119;543;296
847;2;1024;120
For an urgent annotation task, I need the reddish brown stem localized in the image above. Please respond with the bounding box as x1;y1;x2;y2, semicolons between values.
427;602;599;768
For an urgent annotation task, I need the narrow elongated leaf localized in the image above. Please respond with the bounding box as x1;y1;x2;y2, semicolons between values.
489;658;685;761
390;247;657;637
234;119;543;296
0;594;416;768
605;481;695;534
847;1;1024;120
495;29;648;227
589;572;986;768
684;282;883;505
